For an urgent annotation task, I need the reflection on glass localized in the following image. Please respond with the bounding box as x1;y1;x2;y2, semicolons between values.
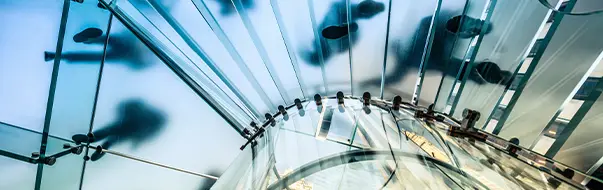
451;0;555;123
498;0;603;147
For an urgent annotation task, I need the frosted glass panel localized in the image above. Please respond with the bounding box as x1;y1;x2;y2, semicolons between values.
381;0;438;101
236;0;304;101
202;0;284;107
47;0;111;140
0;0;63;131
89;20;244;175
82;153;209;190
499;0;603;147
0;156;37;190
273;0;327;97
452;0;556;120
39;136;84;190
349;0;390;97
433;0;488;111
0;122;42;157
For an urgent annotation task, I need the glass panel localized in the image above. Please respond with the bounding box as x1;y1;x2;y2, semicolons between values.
381;0;438;101
198;0;284;108
451;0;557;120
235;0;305;101
47;0;111;140
272;0;327;97
0;122;42;158
498;0;603;147
82;152;208;189
349;0;390;97
0;0;63;131
554;79;603;172
102;0;258;126
433;0;489;111
39;136;84;190
309;0;354;95
88;20;244;175
0;156;37;190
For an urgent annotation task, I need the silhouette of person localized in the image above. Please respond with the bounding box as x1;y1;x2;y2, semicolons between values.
215;0;254;16
44;27;152;70
363;12;512;91
72;99;166;161
302;0;385;66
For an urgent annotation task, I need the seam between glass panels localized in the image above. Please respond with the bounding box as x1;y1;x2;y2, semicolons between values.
492;0;572;135
380;0;394;100
448;0;497;116
413;0;443;105
77;13;114;190
34;0;71;189
191;0;277;112
231;0;289;105
269;0;307;99
145;0;261;120
307;0;329;94
432;0;471;110
346;0;354;97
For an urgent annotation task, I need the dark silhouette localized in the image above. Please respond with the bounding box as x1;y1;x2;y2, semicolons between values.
363;12;511;91
215;0;254;16
44;27;152;70
302;0;385;66
72;99;166;161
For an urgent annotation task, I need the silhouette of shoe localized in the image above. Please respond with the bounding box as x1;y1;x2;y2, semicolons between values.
475;62;511;84
356;0;385;19
44;51;55;62
321;23;358;40
90;146;106;161
446;15;492;38
73;27;103;43
72;134;89;144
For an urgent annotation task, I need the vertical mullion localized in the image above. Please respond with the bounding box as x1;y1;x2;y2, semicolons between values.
34;0;71;189
379;0;394;100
